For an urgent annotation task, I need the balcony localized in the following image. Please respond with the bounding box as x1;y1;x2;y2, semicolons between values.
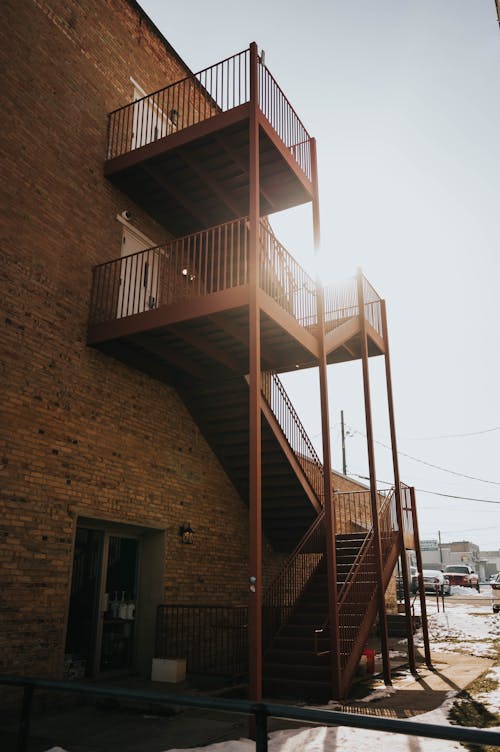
104;46;314;235
87;219;385;382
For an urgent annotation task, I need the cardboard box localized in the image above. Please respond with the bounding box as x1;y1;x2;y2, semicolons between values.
151;657;186;683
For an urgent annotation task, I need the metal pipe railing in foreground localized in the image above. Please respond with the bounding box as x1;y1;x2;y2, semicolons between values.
1;675;499;752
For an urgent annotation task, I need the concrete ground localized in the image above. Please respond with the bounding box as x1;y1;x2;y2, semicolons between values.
1;647;493;752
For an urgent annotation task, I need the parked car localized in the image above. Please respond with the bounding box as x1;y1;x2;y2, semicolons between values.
492;573;500;613
410;565;419;594
396;564;420;599
443;564;480;591
422;569;451;596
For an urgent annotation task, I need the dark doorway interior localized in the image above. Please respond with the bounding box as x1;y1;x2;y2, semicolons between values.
100;536;138;671
65;528;103;676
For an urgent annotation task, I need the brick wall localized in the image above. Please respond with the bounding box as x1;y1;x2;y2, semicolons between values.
0;0;286;677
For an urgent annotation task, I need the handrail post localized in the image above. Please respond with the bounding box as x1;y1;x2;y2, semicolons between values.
357;269;391;687
253;703;269;751
317;287;341;700
410;486;433;669
17;684;34;752
311;138;320;249
248;40;263;713
381;300;417;675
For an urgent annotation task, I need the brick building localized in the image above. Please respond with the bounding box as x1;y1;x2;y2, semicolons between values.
1;0;426;701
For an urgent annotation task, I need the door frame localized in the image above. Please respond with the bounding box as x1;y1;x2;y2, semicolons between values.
65;516;165;679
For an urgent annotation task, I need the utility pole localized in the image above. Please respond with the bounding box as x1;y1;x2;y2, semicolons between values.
438;530;443;566
340;410;347;475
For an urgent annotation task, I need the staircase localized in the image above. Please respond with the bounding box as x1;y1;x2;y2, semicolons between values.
263;532;368;700
177;368;405;700
262;490;402;701
177;372;322;552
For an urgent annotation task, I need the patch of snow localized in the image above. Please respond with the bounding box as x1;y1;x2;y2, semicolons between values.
357;685;397;702
450;586;490;598
475;666;500;715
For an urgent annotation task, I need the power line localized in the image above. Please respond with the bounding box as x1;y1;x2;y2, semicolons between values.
416;489;500;505
403;426;500;440
347;427;500;486
351;474;500;504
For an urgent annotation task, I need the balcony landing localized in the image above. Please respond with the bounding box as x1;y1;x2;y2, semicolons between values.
89;301;321;385
105;108;313;237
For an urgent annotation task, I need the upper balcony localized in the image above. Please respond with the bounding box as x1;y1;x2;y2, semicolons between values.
104;45;315;235
87;219;385;383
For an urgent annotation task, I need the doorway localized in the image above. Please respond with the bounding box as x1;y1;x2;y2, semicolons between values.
66;527;138;676
117;224;158;318
65;519;164;678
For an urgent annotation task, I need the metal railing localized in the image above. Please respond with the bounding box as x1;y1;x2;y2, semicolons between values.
261;372;324;505
89;218;321;330
3;676;499;752
334;490;372;534
106;47;312;179
400;483;414;539
155;604;248;679
259;222;317;327
323;279;358;334
362;275;383;337
258;63;312;179
262;512;325;650
89;218;249;326
259;221;317;326
323;275;383;338
314;491;398;674
107;49;248;159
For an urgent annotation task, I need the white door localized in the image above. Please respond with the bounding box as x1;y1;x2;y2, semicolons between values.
117;225;157;318
131;83;173;150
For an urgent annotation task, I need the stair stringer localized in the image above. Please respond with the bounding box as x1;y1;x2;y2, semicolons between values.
339;529;403;698
260;393;323;516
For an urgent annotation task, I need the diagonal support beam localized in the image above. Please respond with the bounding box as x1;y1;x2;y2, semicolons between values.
143;163;212;228
172;322;247;374
208;313;278;370
178;148;243;218
129;333;206;380
213;133;277;211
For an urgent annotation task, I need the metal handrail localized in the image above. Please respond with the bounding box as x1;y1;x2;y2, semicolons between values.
2;675;499;752
259;222;317;328
107;48;249;159
313;491;395;669
106;45;312;180
323;275;383;338
261;371;324;505
262;512;325;650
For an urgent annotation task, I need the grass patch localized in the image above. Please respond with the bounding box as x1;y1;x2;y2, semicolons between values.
448;645;500;752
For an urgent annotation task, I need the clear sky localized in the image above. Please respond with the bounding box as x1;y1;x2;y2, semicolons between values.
138;0;500;551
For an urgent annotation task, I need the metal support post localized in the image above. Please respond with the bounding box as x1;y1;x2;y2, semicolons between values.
248;40;263;706
17;684;34;752
410;486;433;669
381;300;417;674
254;703;269;751
357;270;391;686
311;137;341;698
317;287;341;700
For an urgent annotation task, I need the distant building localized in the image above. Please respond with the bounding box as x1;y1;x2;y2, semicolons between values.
480;550;500;579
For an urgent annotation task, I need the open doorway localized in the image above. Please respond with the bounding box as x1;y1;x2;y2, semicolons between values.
65;520;164;678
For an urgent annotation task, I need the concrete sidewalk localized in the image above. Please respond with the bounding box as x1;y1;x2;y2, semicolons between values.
1;650;493;752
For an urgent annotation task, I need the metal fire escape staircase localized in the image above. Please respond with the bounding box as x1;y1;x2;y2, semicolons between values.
178;366;406;700
88;43;424;702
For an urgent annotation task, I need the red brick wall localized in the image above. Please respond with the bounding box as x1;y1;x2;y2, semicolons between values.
0;0;286;677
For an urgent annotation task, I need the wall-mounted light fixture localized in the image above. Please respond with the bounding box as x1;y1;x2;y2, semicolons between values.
170;109;178;127
179;523;194;544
